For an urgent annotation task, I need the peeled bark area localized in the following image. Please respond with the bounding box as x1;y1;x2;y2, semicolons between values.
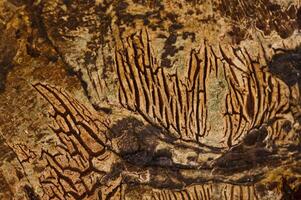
0;0;301;200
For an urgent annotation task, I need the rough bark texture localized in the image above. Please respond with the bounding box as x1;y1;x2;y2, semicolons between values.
0;0;301;200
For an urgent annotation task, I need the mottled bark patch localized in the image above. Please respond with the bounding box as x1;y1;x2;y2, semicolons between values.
218;0;299;42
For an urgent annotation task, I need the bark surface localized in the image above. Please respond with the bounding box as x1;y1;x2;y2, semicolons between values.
0;0;301;199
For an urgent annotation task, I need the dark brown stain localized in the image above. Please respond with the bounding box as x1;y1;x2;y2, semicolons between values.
16;169;24;180
297;7;301;28
0;26;17;93
0;170;13;198
243;127;268;146
213;146;274;174
293;185;301;200
161;32;184;68
268;47;301;88
255;183;267;196
23;185;40;200
92;104;112;114
281;177;301;200
7;0;24;6
267;181;279;190
282;120;292;133
214;127;273;174
227;25;248;44
114;0;164;32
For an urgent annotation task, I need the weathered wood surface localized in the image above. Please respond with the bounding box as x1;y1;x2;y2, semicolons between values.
0;0;301;199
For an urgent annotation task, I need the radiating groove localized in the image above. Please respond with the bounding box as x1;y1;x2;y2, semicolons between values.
33;83;122;200
115;29;294;148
